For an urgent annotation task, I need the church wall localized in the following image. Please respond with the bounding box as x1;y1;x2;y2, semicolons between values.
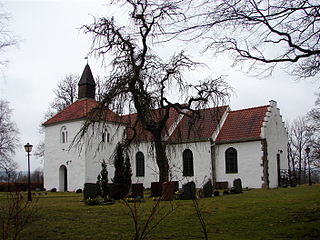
215;141;264;188
83;122;126;184
262;101;288;188
44;120;86;191
129;141;212;188
168;141;212;188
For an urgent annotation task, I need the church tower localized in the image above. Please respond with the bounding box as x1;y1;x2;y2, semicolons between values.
78;64;96;99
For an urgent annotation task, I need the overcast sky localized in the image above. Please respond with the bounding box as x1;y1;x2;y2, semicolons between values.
1;0;318;172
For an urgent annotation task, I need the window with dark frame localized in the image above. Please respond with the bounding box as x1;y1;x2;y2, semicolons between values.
136;152;145;177
61;127;67;144
225;147;238;173
183;149;194;177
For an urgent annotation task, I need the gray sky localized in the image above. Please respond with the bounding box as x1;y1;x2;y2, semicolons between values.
1;0;318;171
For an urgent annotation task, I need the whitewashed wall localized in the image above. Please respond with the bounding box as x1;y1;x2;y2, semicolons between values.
129;141;212;188
215;141;264;188
261;100;288;188
84;122;125;184
44;120;86;191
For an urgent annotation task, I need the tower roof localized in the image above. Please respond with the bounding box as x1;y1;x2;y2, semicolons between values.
78;64;95;86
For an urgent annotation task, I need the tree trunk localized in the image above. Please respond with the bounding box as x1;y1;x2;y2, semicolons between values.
153;133;169;183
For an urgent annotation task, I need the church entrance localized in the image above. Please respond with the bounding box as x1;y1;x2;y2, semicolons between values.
59;165;68;191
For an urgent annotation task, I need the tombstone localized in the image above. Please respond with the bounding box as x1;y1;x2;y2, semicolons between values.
213;190;220;196
214;181;228;190
131;183;144;198
182;181;196;200
233;178;242;193
162;182;175;201
83;183;99;199
151;182;162;197
109;183;128;200
202;180;213;198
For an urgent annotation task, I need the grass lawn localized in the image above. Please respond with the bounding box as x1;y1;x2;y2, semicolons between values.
1;184;320;240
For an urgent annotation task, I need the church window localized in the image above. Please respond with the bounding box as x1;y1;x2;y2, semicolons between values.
225;147;238;173
183;149;194;177
102;129;110;143
61;126;68;144
136;152;145;177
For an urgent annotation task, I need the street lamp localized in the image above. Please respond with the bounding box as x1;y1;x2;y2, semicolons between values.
24;142;33;201
305;146;312;186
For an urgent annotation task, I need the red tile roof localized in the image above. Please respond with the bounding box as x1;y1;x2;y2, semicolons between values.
124;107;182;142
215;105;269;143
43;98;121;126
169;106;228;143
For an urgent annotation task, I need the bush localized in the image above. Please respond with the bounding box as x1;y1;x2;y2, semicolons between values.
50;188;57;192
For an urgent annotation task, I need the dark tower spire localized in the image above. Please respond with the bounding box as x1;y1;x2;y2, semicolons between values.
78;64;96;99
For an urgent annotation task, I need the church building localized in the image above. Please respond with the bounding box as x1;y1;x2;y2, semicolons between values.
43;65;288;191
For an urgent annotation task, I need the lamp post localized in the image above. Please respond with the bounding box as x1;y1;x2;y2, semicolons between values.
305;146;312;186
24;142;33;201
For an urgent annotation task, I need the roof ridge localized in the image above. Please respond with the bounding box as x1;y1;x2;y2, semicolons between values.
230;105;269;113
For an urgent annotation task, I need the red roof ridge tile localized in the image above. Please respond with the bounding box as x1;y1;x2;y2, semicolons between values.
230;104;270;113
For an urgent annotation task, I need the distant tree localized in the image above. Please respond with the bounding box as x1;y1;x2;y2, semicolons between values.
97;160;109;199
180;0;320;79
30;167;43;184
81;0;230;182
0;99;19;178
306;93;320;169
0;7;18;67
287;117;311;184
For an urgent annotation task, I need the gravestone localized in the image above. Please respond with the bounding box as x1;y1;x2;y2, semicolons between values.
233;178;242;193
151;182;162;197
214;181;228;189
109;183;128;200
131;183;144;198
172;181;179;193
162;182;175;201
202;180;213;198
182;181;196;200
83;183;99;199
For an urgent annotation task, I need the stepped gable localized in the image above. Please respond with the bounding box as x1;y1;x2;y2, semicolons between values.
123;107;182;142
169;106;228;143
215;105;269;143
43;98;121;126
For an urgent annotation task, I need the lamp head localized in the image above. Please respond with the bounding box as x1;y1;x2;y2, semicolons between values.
24;143;33;153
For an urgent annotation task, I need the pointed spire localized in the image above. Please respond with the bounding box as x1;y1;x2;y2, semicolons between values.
78;64;96;99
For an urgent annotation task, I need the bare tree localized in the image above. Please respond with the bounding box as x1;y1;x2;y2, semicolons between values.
306;93;320;168
0;7;18;67
0;99;19;176
287;117;310;184
80;0;230;182
178;0;320;79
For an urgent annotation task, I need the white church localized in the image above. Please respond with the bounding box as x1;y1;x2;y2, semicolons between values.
43;64;288;192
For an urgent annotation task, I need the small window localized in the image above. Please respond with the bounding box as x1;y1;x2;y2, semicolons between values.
225;147;238;173
102;130;110;143
61;126;68;144
102;132;105;142
183;149;194;176
136;152;145;177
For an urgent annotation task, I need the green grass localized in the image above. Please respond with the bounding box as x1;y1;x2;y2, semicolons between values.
1;185;320;240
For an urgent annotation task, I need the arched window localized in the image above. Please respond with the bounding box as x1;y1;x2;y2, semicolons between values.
183;149;194;177
102;130;110;143
61;126;68;144
136;152;145;177
225;147;238;173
